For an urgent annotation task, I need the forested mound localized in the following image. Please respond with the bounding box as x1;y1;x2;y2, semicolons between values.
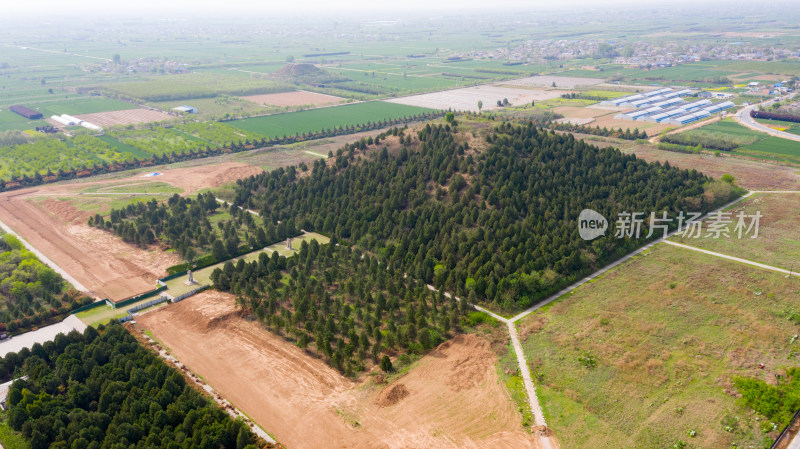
229;122;739;310
211;239;470;376
0;324;260;449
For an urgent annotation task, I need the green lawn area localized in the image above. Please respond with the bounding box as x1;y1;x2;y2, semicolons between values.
31;97;136;116
670;192;800;269
163;232;330;297
0;109;47;132
76;295;165;328
744;136;800;157
520;243;800;448
228;101;434;138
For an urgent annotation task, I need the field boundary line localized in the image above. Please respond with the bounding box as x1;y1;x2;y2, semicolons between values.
663;240;800;278
510;191;754;323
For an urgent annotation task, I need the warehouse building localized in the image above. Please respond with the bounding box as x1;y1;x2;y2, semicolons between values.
9;105;42;120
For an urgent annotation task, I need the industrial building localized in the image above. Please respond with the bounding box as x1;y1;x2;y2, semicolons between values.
9;105;43;120
613;99;733;124
172;105;197;114
600;87;694;108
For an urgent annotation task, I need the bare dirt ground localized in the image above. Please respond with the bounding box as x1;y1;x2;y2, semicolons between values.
243;91;344;107
74;108;173;127
387;85;565;112
591;115;671;136
552;106;610;119
504;75;605;89
0;162;262;301
136;291;537;449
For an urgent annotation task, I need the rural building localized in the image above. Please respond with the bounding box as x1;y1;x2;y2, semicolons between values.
710;92;734;99
173;105;197;114
9;105;42;120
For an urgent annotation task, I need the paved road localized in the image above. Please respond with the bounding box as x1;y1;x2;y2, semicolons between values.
0;315;87;357
735;98;800;143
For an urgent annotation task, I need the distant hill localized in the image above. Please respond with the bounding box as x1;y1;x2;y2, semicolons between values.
272;63;349;86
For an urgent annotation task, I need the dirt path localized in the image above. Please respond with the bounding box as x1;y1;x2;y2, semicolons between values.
663;240;800;277
648;115;722;144
136;290;536;449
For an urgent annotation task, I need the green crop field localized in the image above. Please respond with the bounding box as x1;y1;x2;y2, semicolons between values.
520;243;800;448
99;72;292;102
32;97;136;116
744;136;800;157
228;101;435;138
0;109;47;132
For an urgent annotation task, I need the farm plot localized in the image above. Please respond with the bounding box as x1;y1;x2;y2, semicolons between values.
243;90;344;107
387;85;564;112
228;101;433;138
519;243;800;449
504;75;605;89
0;162;261;301
74;108;173;127
136;290;536;449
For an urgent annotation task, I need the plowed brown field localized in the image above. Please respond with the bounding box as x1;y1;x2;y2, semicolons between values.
136;290;538;449
0;162;263;301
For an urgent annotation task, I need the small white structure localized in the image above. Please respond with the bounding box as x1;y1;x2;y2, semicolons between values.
286;238;293;250
51;115;74;126
60;114;83;125
80;121;103;132
173;105;197;114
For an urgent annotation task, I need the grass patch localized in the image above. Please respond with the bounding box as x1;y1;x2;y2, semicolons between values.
0;411;30;449
519;243;800;448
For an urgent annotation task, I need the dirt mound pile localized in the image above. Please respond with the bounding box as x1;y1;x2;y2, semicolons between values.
375;383;410;407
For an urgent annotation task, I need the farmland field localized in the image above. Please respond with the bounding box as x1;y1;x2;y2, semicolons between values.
520;243;800;448
387;84;564;112
228;101;434;138
744;136;800;157
32;97;136;116
99;72;292;101
73;108;173;127
671;192;800;269
243;91;344;108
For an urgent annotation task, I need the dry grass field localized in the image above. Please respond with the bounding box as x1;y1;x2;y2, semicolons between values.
243;90;344;107
671;192;800;269
520;243;800;448
74;108;173;127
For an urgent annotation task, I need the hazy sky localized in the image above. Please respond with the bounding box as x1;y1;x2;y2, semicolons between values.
7;0;700;16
